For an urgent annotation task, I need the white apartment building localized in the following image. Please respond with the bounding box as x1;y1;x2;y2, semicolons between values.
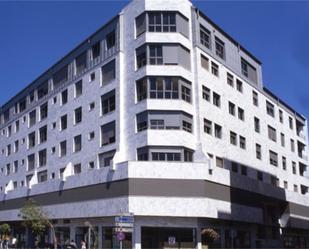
0;0;308;248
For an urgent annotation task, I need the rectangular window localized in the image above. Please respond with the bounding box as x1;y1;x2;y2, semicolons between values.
229;102;235;116
101;90;116;115
241;58;257;83
162;13;176;32
28;132;36;148
200;25;211;49
15;120;20;133
238;107;244;121
38;149;47;167
182;121;192;133
75;52;87;75
211;62;219;76
204;119;212;135
181;85;191;103
60;115;67;131
241;165;247;176
92;42;101;60
289;117;294;129
75;80;83;98
53;65;68;88
227;73;234;87
29;110;36;127
239;136;246;149
282;156;286;170
279;110;283;123
216;157;223;168
13;161;18;173
292;161;296;174
61;89;68;105
74;135;82;152
268;125;277;142
236;79;243;93
148;12;162;32
14;140;19;153
38;170;48;183
184;149;193;162
102;60;115;84
266;101;275;117
136;78;147;101
39;125;47;144
150;120;164;129
136;13;146;37
214;124;222;139
290;139;295;152
19;98;27;112
202;86;210;101
149;45;163;65
37;82;49;100
136;45;147;69
215;36;225;59
201;54;209;70
106;30;116;50
40;102;48;121
101;121;116;146
257;171;263;181
74;107;82;124
99;150;115;167
230;131;237;145
280;133;285;147
231;162;238;173
252;91;258;106
60;140;67;157
27;154;35;171
73;164;82;175
269;150;278;166
254;117;260;133
256;143;262;159
213;92;221;107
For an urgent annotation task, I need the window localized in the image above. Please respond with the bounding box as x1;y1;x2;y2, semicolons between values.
202;86;210;101
269;150;278;166
91;42;101;60
152;152;181;161
150;120;164;129
73;164;82;175
53;65;68;88
284;181;288;189
164;78;179;99
241;58;257;83
88;131;95;140
231;162;238;173
6;144;11;156
181;85;191;103
61;89;68;105
289;117;294;129
182;121;192;133
99;150;115;167
136;13;146;37
268;126;277;142
211;62;219;76
162;13;176;32
184;149;193;162
102;60;115;84
266;101;275;117
14;140;19;153
228;102;235;116
38;82;49;99
74;107;82;124
292;161;296;174
204;119;212;135
53;96;57;104
89;102;95;111
106;30;116;50
136;78;147;101
227;73;233;87
101;90;116;115
136;45;147;69
13;161;18;173
40;102;48;120
213;92;221;107
252;91;258;106
238;107;244;121
216;157;223;168
280;133;285;147
241;165;247;176
256;144;262;159
19;98;27;112
149;45;163;65
148;12;162;32
282;156;286;170
201;54;209;70
73;135;82;153
27;154;35;171
29;110;36;127
60;115;67;131
88;161;95;170
254;117;260;133
279;110;283;123
15;120;20;133
290;139;295;152
39;126;47;144
271;176;279;187
215;37;225;59
214;124;222;139
60;140;67;157
90;72;95;82
293;184;298;193
200;25;211;49
101;121;116;146
6;164;10;175
75;80;83;98
230;131;237;145
8;126;11;137
38;149;47;167
38;170;47;183
236;79;243;93
28;132;36;148
75;52;87;75
257;171;263;181
239;136;246;149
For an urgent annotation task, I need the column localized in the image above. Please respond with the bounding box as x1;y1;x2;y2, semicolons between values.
133;224;141;249
196;227;202;249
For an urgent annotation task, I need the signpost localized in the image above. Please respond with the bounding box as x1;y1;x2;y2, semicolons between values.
115;214;134;249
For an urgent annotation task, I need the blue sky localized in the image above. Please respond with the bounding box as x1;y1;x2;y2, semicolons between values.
0;0;308;120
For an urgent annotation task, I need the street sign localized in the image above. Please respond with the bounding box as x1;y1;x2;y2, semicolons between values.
115;216;134;223
115;227;133;233
115;222;133;227
116;232;126;241
168;236;176;245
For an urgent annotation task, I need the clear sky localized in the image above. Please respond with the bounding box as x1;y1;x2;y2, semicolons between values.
0;0;308;120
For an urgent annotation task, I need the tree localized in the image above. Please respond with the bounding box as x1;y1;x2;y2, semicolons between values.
0;223;10;240
19;199;57;249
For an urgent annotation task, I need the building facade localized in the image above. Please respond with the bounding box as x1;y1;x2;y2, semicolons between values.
0;0;309;248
